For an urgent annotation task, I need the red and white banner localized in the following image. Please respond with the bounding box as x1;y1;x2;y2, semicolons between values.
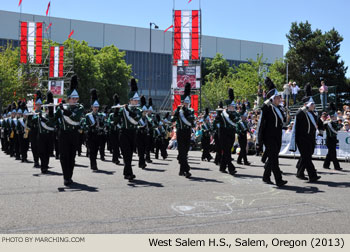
48;80;64;96
49;46;64;78
173;10;200;65
20;22;43;64
172;94;198;116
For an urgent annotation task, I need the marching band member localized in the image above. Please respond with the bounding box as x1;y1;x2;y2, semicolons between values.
219;88;240;175
257;77;288;186
55;75;85;186
17;102;30;163
289;97;321;182
236;109;251;165
85;89;103;171
136;95;149;169
201;108;213;162
37;91;56;173
323;103;343;170
213;101;224;166
116;78;142;181
108;93;121;165
145;98;154;163
171;83;195;178
154;114;167;160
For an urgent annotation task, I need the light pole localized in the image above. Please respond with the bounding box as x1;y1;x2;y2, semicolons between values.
149;22;159;101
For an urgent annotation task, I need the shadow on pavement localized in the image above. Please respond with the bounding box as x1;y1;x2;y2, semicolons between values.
277;185;324;194
143;168;165;172
74;163;89;168
310;180;350;188
58;182;99;192
93;169;115;175
127;179;164;188
190;167;211;171
188;176;223;183
33;170;63;177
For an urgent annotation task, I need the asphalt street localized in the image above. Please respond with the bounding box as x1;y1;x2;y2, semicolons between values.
0;148;349;234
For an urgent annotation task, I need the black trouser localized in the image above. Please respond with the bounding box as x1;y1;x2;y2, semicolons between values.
155;137;167;159
110;130;121;162
99;134;106;159
30;129;39;164
77;132;84;155
9;132;15;157
145;134;153;160
3;132;10;154
219;128;235;173
38;132;52;170
177;128;191;173
201;134;212;160
18;133;29;161
324;138;340;169
296;141;317;179
59;130;79;181
0;137;4;151
14;132;20;159
237;135;248;164
214;133;221;165
119;129;136;176
263;138;283;183
136;130;147;167
54;132;60;158
87;132;99;169
163;138;169;157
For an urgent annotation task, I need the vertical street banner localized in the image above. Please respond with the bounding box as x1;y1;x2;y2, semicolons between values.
173;10;200;65
20;22;43;64
49;46;64;78
172;65;201;89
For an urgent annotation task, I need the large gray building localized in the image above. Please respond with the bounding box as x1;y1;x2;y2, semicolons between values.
0;10;283;106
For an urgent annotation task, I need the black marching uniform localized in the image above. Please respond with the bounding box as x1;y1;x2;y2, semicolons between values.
171;83;195;178
55;75;85;186
323;119;343;170
201;108;213;162
257;78;287;186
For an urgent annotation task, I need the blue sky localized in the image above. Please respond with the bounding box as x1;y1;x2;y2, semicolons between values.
2;0;349;77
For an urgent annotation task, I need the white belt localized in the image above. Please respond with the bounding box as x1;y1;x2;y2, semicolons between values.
63;115;80;126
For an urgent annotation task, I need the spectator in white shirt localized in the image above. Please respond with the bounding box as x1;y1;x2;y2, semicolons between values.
291;82;300;105
283;82;292;108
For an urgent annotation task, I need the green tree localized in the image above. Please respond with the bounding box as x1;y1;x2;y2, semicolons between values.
95;45;132;106
202;53;233;84
285;21;347;90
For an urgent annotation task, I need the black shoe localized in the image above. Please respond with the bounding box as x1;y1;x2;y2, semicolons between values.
41;168;48;174
296;175;308;180
220;170;228;174
276;180;288;187
237;161;243;165
91;166;98;171
139;164;147;169
16;157;21;160
229;170;237;175
146;159;153;163
309;176;321;182
244;162;251;166
179;171;185;176
100;157;105;161
64;179;72;186
335;167;343;171
115;160;120;165
34;163;40;168
263;178;274;184
185;172;192;178
323;166;330;169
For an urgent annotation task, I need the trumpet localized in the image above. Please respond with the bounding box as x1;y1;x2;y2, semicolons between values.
111;104;139;109
41;103;80;108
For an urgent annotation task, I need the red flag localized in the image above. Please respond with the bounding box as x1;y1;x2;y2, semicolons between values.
45;22;52;33
68;29;74;38
46;2;51;16
18;0;22;7
188;0;192;3
164;24;173;33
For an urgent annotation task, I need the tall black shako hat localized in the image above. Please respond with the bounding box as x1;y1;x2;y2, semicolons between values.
225;88;235;106
67;75;79;98
35;90;43;105
140;95;147;111
113;93;120;106
90;88;99;107
46;91;54;116
327;102;337;118
147;98;153;112
302;96;315;107
204;108;210;121
128;78;140;101
265;77;281;100
181;82;191;104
